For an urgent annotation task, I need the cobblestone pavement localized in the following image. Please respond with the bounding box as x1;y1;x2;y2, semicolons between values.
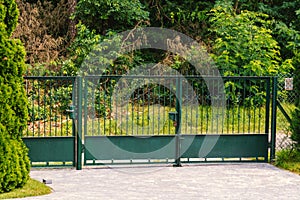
16;163;300;200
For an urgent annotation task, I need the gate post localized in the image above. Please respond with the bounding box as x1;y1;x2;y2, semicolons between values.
76;76;83;170
174;76;182;167
270;77;278;161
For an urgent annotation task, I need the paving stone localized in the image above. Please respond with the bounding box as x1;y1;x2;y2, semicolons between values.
15;163;300;200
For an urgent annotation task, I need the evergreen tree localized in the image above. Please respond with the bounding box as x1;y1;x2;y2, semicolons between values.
0;0;30;193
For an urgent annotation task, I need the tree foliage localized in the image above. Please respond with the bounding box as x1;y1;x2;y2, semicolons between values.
9;0;300;142
75;0;149;34
13;0;74;74
0;0;30;193
209;2;292;76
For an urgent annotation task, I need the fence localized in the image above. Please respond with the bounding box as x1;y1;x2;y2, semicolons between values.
276;73;298;150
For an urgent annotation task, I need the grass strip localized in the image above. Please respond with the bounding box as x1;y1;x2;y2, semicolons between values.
0;178;52;199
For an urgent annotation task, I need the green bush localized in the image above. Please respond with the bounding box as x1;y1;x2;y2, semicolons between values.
0;125;30;193
291;53;300;148
75;0;149;34
0;27;28;140
0;0;30;193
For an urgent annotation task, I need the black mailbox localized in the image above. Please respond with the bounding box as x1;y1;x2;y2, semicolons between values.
66;105;74;119
168;112;178;122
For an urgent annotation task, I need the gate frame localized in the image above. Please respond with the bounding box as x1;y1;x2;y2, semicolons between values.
22;76;277;169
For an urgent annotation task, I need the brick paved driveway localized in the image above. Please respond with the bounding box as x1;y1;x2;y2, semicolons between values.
17;163;300;200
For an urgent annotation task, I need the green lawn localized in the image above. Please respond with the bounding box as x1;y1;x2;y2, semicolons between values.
85;104;274;136
24;102;295;137
0;178;51;199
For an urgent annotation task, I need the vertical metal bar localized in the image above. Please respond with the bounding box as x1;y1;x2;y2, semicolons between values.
248;80;251;133
71;77;76;167
216;78;219;134
115;77;118;135
104;79;108;135
231;81;235;133
206;93;209;134
211;77;214;133
201;79;204;134
61;81;64;136
221;78;225;134
37;79;41;135
150;83;154;136
42;80;46;136
49;80;52;136
237;78;241;133
163;78;166;135
258;79;262;133
185;79;188;134
265;78;271;135
25;78;29;137
253;80;257;133
150;82;154;136
226;93;230;133
158;81;161;135
174;76;182;167
136;84;139;135
270;77;277;161
31;80;35;136
168;76;172;134
131;91;134;135
84;78;88;138
126;83;129;136
54;81;58;136
243;79;246;133
76;76;83;170
195;78;199;133
91;83;95;136
144;77;147;135
109;78;113;135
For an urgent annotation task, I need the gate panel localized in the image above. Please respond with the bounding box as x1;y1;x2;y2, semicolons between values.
84;136;175;165
181;134;268;162
22;137;75;163
82;76;273;166
23;76;76;167
82;75;179;165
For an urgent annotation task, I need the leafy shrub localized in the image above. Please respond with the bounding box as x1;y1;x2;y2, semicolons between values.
291;53;300;148
274;149;300;174
75;0;149;34
209;3;286;76
209;3;293;107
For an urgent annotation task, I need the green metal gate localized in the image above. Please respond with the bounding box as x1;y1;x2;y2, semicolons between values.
22;76;76;167
79;76;276;167
22;75;277;168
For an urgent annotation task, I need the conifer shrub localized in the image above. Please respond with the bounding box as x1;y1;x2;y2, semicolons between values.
0;0;30;193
